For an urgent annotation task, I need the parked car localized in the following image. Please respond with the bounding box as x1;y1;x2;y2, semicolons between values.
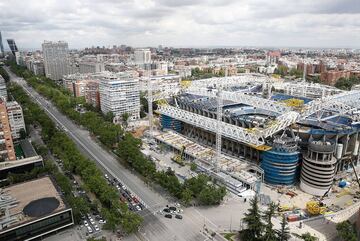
164;214;172;219
163;208;170;213
169;206;176;211
99;219;106;224
175;214;183;219
94;225;100;232
87;226;93;234
84;220;89;227
104;174;109;179
136;205;142;211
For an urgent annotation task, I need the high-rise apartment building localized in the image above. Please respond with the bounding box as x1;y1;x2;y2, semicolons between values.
0;98;15;161
0;31;4;57
6;39;18;55
6;101;25;140
99;73;140;120
42;41;69;80
134;48;151;69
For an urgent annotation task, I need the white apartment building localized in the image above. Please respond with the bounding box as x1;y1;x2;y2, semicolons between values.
99;73;140;120
134;48;151;68
79;61;105;74
42;41;69;80
0;76;7;100
6;101;25;140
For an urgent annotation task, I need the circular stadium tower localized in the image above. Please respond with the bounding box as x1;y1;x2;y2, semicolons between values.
300;141;337;196
261;137;300;185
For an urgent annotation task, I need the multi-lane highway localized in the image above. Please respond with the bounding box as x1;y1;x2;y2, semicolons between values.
5;67;223;241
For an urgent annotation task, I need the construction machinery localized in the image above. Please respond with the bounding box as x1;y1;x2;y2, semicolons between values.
171;145;186;166
306;200;327;216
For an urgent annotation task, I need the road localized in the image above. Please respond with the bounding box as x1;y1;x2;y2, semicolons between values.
5;67;224;241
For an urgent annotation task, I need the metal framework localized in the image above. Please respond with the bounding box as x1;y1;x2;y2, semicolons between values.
186;87;290;114
157;105;264;146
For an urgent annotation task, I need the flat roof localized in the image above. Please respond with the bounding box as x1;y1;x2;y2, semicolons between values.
1;176;66;230
19;139;38;158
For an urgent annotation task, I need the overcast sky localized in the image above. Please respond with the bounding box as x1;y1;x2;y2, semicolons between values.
0;0;359;49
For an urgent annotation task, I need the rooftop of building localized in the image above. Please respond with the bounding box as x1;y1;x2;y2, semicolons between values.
0;176;66;231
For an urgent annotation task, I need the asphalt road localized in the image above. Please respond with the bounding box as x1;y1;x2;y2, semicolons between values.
5;67;219;241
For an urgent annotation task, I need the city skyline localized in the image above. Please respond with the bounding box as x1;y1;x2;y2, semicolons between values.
0;0;359;49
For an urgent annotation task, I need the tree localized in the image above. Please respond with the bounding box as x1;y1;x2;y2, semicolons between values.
277;215;290;241
241;196;264;241
19;128;27;139
181;188;193;206
336;221;357;241
301;232;318;241
190;162;197;171
262;202;277;241
104;112;115;122
122;112;130;128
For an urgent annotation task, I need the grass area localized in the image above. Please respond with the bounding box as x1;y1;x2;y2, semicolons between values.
14;144;24;158
223;232;237;241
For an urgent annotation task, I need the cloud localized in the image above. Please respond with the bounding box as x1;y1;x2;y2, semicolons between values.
0;0;359;49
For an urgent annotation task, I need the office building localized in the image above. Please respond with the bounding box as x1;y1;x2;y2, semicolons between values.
42;41;69;80
6;101;25;140
0;98;15;161
134;48;151;69
99;73;140;120
0;75;7;99
0;177;74;241
6;39;18;55
0;31;4;57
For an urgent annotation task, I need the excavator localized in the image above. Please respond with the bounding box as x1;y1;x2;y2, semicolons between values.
171;145;186;166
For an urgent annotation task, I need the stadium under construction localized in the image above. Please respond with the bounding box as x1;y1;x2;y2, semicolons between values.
151;74;360;196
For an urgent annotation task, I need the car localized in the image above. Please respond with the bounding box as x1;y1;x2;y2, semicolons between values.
116;185;121;190
99;219;106;224
136;205;142;211
87;213;92;218
89;218;95;225
104;174;109;179
164;214;172;219
163;208;170;213
87;227;93;234
175;214;183;219
84;220;89;226
94;225;100;232
169;206;176;211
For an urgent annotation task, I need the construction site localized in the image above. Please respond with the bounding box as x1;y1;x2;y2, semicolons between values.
139;72;360;224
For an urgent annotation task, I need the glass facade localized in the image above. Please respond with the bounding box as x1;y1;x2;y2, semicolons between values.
0;209;73;241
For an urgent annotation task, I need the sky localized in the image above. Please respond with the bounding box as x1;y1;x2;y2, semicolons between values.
0;0;359;49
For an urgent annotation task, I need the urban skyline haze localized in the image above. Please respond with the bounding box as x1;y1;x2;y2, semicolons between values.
0;0;359;49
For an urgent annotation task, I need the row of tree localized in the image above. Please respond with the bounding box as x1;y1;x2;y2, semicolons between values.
8;61;227;206
241;196;319;241
335;76;360;90
117;133;227;206
274;66;303;79
8;83;142;233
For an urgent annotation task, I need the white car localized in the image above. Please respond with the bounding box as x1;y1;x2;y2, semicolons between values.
104;174;109;179
116;185;121;190
99;219;106;224
89;218;95;225
94;225;100;232
84;220;89;227
136;205;142;211
87;226;93;234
